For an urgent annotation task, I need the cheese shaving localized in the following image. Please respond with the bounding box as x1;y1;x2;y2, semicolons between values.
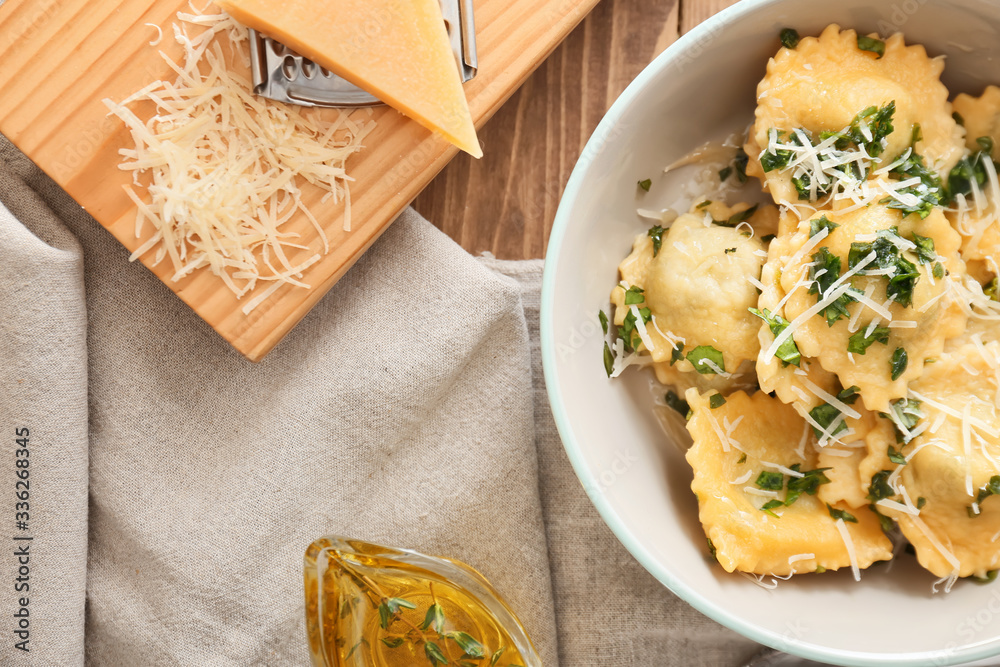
834;518;861;582
104;10;374;312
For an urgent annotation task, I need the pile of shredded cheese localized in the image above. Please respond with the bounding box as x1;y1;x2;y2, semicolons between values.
104;10;375;314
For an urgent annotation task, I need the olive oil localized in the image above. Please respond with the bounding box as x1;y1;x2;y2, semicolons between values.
304;537;541;667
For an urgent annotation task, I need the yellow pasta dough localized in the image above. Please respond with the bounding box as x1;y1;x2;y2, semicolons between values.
612;202;772;372
685;389;893;576
749;25;964;205
760;203;967;412
879;341;1000;579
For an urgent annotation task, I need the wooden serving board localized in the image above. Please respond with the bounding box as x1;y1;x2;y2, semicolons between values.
0;0;599;361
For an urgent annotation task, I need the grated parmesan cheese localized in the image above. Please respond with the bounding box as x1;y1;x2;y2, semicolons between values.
104;10;375;313
834;518;861;582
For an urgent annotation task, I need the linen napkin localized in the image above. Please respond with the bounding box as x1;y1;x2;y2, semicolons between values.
0;133;758;666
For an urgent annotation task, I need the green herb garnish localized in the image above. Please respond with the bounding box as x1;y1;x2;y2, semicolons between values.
670;343;685;365
848;325;890;355
887;445;907;465
618;306;652;351
696;200;712;209
687;345;726;375
724;247;737;254
809;215;839;238
911;123;923;144
809;403;848;439
828;504;859;522
868;470;895;502
780;28;800;49
638;178;652;192
809;247;857;325
838;385;862;404
969;475;1000;518
603;342;614;377
715;204;759;228
761;499;785;517
664;391;689;416
857;34;885;58
917;497;926;509
737;453;747;464
911;233;936;264
932;262;945;279
624;285;645;305
890;347;908;381
749;307;801;366
709;393;727;409
756;471;785;491
974;570;999;584
598;309;608;335
785;465;832;504
882;151;944;219
647;225;664;257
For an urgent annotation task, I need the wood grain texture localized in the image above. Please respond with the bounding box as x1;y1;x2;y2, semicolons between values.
417;0;747;260
0;0;599;360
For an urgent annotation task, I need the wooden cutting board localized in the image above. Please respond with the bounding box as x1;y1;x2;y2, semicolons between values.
0;0;598;361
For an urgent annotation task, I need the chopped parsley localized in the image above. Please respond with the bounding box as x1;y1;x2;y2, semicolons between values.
756;471;785;491
761;499;785;517
884;398;923;443
986;277;1000;301
696;200;712;209
809;403;848;439
785;465;832;504
911;123;923;144
828;504;859;523
857;34;885;58
648;225;665;256
618;306;652;351
809;215;839;238
749;307;801;366
780;28;800;49
809;247;857;325
714;204;758;227
947;142;999;203
603;343;614;377
882;151;944;219
911;233;936;264
623;285;646;305
670;343;685;365
664;390;689;416
917;496;926;509
709;393;726;409
848;325;890;355
867;470;895;502
973;570;999;584
599;309;608;334
737;453;747;464
969;475;1000;518
719;148;749;184
838;385;861;404
760;128;801;172
848;228;920;307
638;178;652;192
870;503;895;533
686;345;726;375
724;247;737;254
932;262;945;279
890;347;908;381
887;445;907;465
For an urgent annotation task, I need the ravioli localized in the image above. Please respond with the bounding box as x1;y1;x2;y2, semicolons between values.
759;203;967;412
612;201;771;372
879;341;1000;579
748;25;964;206
685;389;893;576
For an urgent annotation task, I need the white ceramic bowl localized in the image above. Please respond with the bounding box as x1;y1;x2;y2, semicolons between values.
541;1;1000;665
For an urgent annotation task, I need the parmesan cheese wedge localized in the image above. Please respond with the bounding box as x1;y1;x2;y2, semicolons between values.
216;0;482;158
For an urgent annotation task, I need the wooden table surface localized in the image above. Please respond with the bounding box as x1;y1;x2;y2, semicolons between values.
415;0;740;260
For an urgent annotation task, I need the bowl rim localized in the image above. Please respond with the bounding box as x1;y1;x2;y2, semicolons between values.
539;1;1000;665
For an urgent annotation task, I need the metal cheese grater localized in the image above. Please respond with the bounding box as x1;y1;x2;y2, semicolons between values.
248;0;477;108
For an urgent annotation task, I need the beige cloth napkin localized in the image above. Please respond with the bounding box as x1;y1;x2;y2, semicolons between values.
0;134;758;666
